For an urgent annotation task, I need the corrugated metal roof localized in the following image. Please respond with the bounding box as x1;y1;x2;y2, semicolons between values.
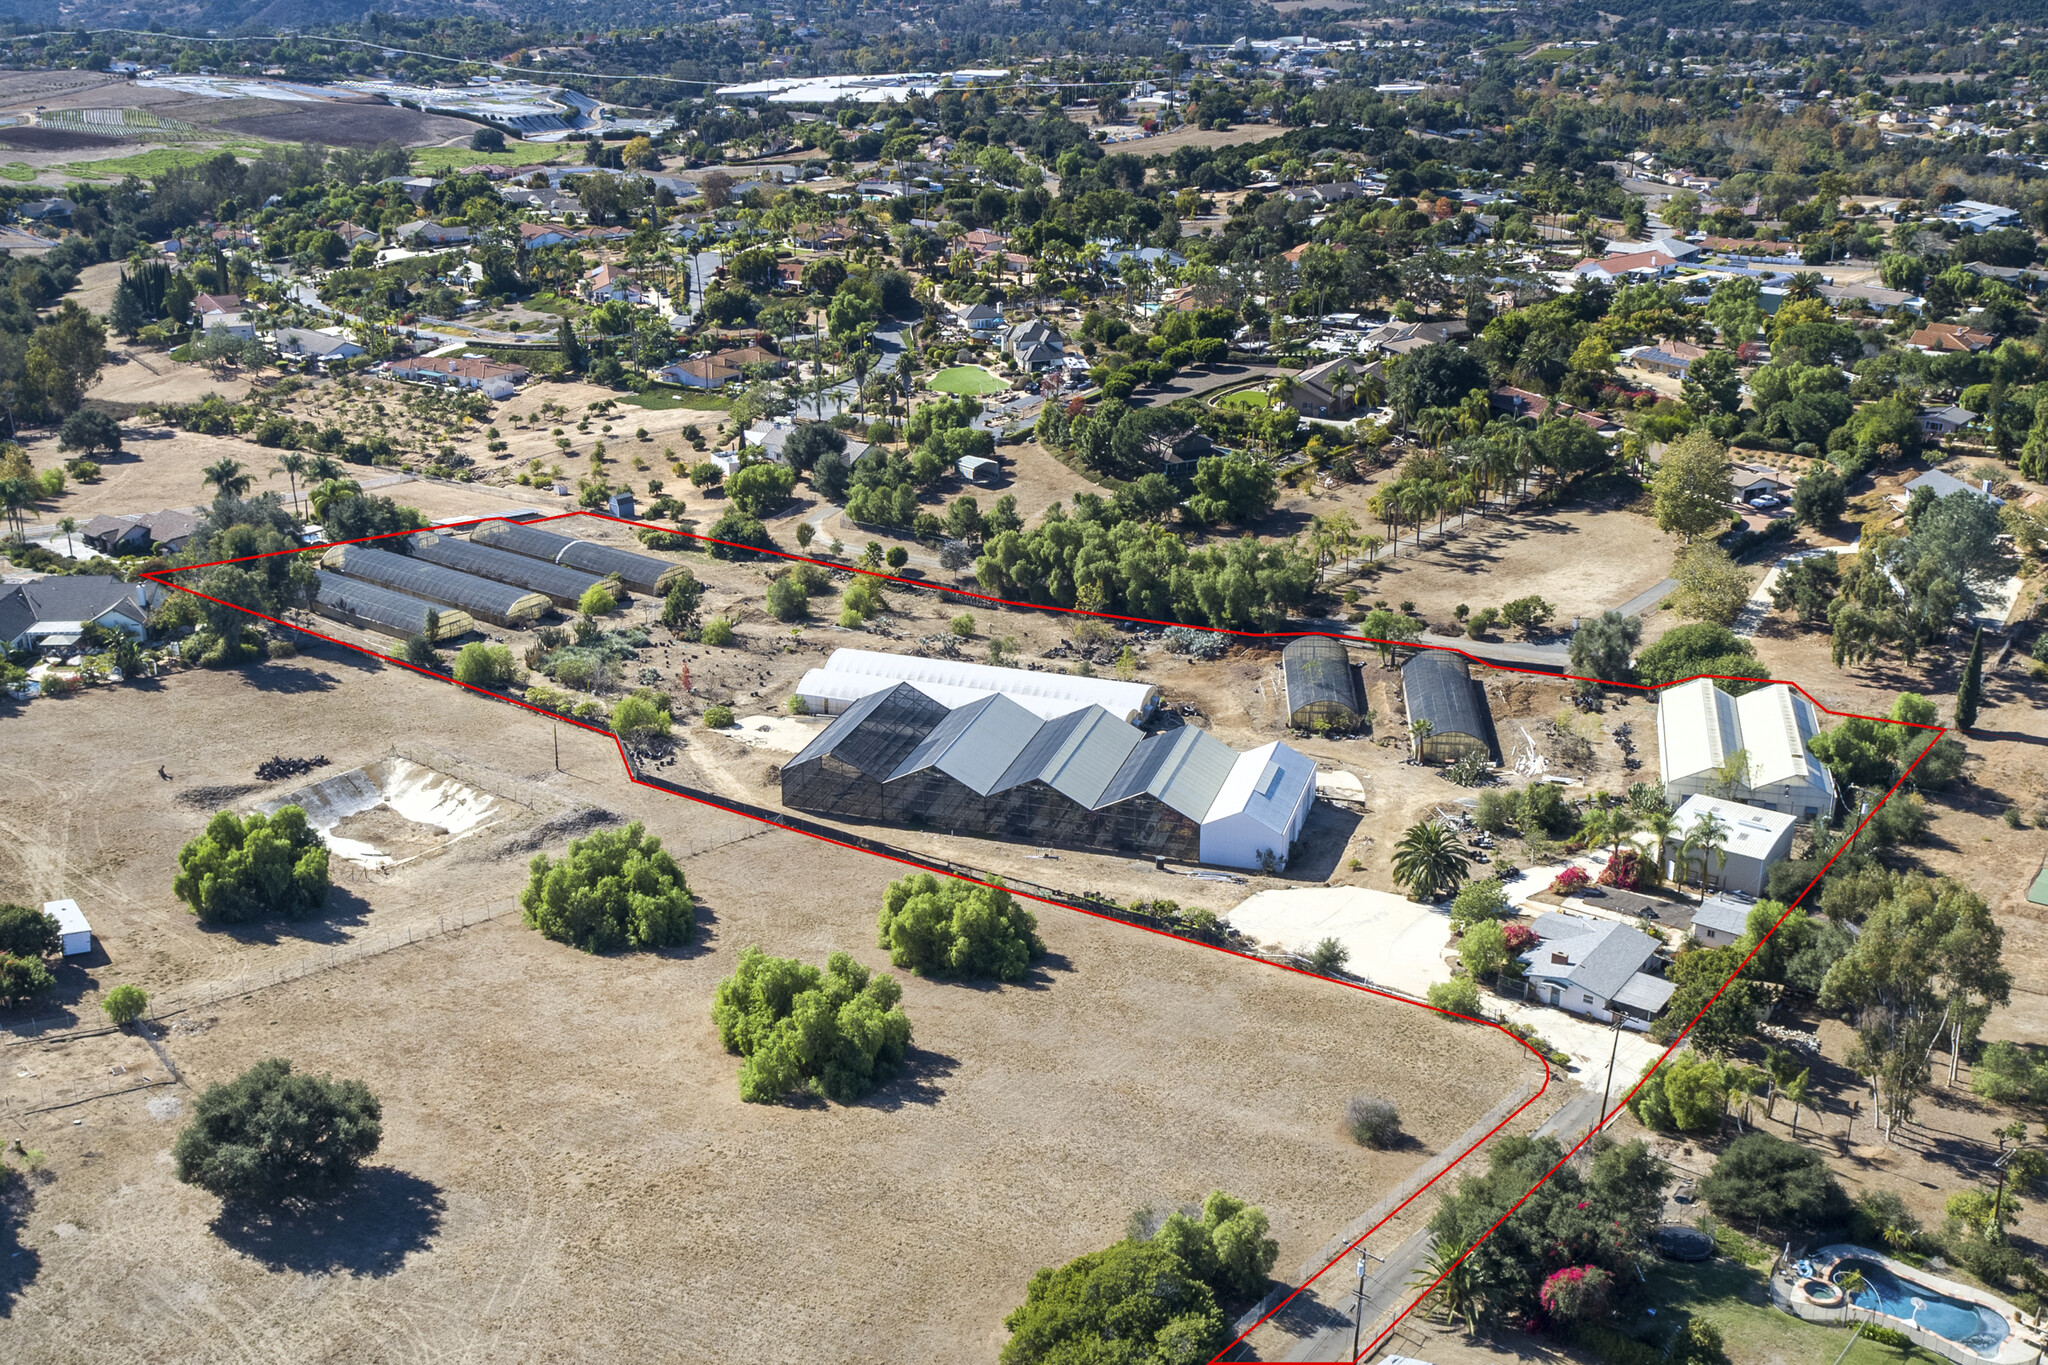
993;705;1143;805
1101;725;1238;820
887;692;1042;794
1657;678;1738;787
320;544;547;627
1206;740;1317;837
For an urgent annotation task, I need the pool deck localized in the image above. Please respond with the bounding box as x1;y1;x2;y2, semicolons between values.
1770;1244;2043;1365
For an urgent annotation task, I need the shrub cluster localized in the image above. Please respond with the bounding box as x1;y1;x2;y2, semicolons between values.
173;807;330;924
711;948;911;1103
876;874;1045;983
521;823;693;953
173;1058;382;1205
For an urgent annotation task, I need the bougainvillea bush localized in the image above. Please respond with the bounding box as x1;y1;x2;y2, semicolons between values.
1597;848;1663;893
1550;866;1592;895
1539;1264;1613;1322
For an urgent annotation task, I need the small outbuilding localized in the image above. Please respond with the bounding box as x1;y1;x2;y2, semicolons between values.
1400;651;1500;765
1280;636;1365;732
957;455;1001;486
43;898;91;956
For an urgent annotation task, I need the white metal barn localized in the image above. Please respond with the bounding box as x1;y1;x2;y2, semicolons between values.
1198;741;1318;870
795;648;1161;723
42;898;91;955
1656;678;1837;818
1664;796;1799;897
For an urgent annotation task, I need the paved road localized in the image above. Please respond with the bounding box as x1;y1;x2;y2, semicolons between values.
1612;577;1679;618
1279;1087;1610;1363
1418;631;1570;672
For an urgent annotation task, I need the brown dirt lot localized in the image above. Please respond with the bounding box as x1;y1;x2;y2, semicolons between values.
0;655;1533;1364
209;101;479;149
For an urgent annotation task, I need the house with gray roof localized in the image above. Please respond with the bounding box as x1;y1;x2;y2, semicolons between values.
1691;894;1756;948
272;328;366;365
1519;912;1673;1029
0;575;158;654
79;509;201;557
1903;467;2004;507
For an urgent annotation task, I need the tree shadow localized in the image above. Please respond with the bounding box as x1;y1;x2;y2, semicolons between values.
862;1044;958;1111
1259;1284;1351;1340
209;1167;444;1278
295;637;390;673
655;898;719;960
928;949;1075;993
236;665;342;694
200;885;374;946
0;1183;39;1318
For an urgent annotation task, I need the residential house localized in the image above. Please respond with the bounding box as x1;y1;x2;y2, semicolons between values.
955;301;1004;334
1627;339;1705;380
772;260;805;291
1939;198;2022;233
17;197;78;224
1357;319;1468;355
78;509;201;556
379;175;440;203
334;221;379;248
1691;894;1757;948
1488;386;1550;419
1656;677;1838;818
1731;465;1795;504
1097;244;1187;271
1572;410;1623;439
384;356;529;398
518;222;580;249
1917;405;1978;439
658;356;743;389
190;293;243;321
961;228;1010;256
1279;357;1367;418
1002;319;1065;371
584;264;651;305
1902;467;2004;507
740;418;869;467
271;328;365;365
1909;321;1996;353
395;220;473;247
0;575;158;653
1517;913;1674;1030
1570;250;1680;283
1664;795;1800;897
201;312;257;341
1603;235;1701;262
1155;428;1215;480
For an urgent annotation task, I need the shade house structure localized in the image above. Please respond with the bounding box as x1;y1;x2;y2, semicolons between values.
469;520;688;596
311;570;475;640
794;647;1160;723
1280;635;1365;731
781;682;1315;870
1400;651;1501;765
406;531;614;609
320;543;549;628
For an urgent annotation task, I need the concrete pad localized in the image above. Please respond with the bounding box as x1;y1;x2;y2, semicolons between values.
1489;997;1672;1102
1314;769;1364;800
726;713;828;753
1224;886;1451;996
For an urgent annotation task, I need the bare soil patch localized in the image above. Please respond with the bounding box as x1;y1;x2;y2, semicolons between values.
212;102;478;148
0;127;122;152
0;655;1531;1364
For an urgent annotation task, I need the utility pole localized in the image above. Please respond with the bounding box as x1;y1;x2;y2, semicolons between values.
1350;1249;1384;1360
1596;1013;1625;1139
554;722;560;772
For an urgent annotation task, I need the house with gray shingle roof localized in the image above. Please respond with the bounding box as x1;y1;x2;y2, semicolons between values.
0;575;158;654
1519;912;1673;1030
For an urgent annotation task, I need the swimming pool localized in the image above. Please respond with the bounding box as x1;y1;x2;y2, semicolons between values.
1836;1258;2011;1355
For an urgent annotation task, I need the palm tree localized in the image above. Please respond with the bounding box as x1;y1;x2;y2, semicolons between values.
1679;808;1731;899
1408;1236;1486;1335
1786;271;1824;302
272;451;309;515
309;477;363;521
1391;820;1470;902
200;456;251;499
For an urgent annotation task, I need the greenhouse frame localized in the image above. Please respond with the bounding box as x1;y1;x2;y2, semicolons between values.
795;647;1160;722
310;571;475;640
781;682;1316;869
470;520;686;595
321;544;549;628
1400;651;1501;766
1280;636;1365;731
408;531;611;608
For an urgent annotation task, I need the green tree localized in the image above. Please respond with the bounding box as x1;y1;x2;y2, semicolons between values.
765;574;809;622
610;690;673;746
172;807;331;924
520;822;693;953
1151;1189;1281;1299
877;873;1045;983
1567;610;1641;682
1681;349;1742;416
661;572;705;632
1186;454;1276;526
57;408;121;457
451;642;518;688
1651;430;1735;543
1450;877;1511;927
1791;466;1846;526
172;1058;382;1204
1459;920;1514;979
1000;1238;1225;1365
1698;1133;1850;1232
0;902;60;959
1671;542;1752;626
1632;623;1767;691
1652;945;1759;1052
1955;626;1985;731
1392;820;1469;901
1628;1052;1728;1133
102;983;148;1025
711;947;911;1103
0;953;53;1007
1769;555;1840;622
578;584;617;617
726;460;797;517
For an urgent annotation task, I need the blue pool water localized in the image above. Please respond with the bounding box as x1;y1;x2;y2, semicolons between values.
1838;1258;2010;1354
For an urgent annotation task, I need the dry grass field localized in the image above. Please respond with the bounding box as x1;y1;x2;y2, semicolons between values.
0;654;1535;1364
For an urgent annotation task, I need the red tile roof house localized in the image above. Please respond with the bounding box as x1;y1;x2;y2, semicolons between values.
584;264;651;304
657;356;744;389
1570;250;1679;282
1909;321;1996;353
385;356;530;393
1488;386;1551;419
191;293;243;319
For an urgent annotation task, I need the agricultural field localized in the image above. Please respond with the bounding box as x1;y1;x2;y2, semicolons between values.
0;648;1533;1364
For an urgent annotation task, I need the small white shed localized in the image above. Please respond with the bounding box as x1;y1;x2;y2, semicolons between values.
43;898;91;956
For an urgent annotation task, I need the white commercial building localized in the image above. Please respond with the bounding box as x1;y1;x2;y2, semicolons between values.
1656;678;1837;818
1664;796;1799;897
1198;741;1317;870
795;648;1160;723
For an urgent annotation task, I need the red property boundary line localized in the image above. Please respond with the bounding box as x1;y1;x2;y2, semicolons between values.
144;510;1943;1363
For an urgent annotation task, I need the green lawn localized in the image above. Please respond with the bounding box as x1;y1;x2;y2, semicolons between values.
1623;1256;1949;1365
1215;386;1274;411
621;388;731;412
0;163;35;182
929;365;1006;396
410;143;574;174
